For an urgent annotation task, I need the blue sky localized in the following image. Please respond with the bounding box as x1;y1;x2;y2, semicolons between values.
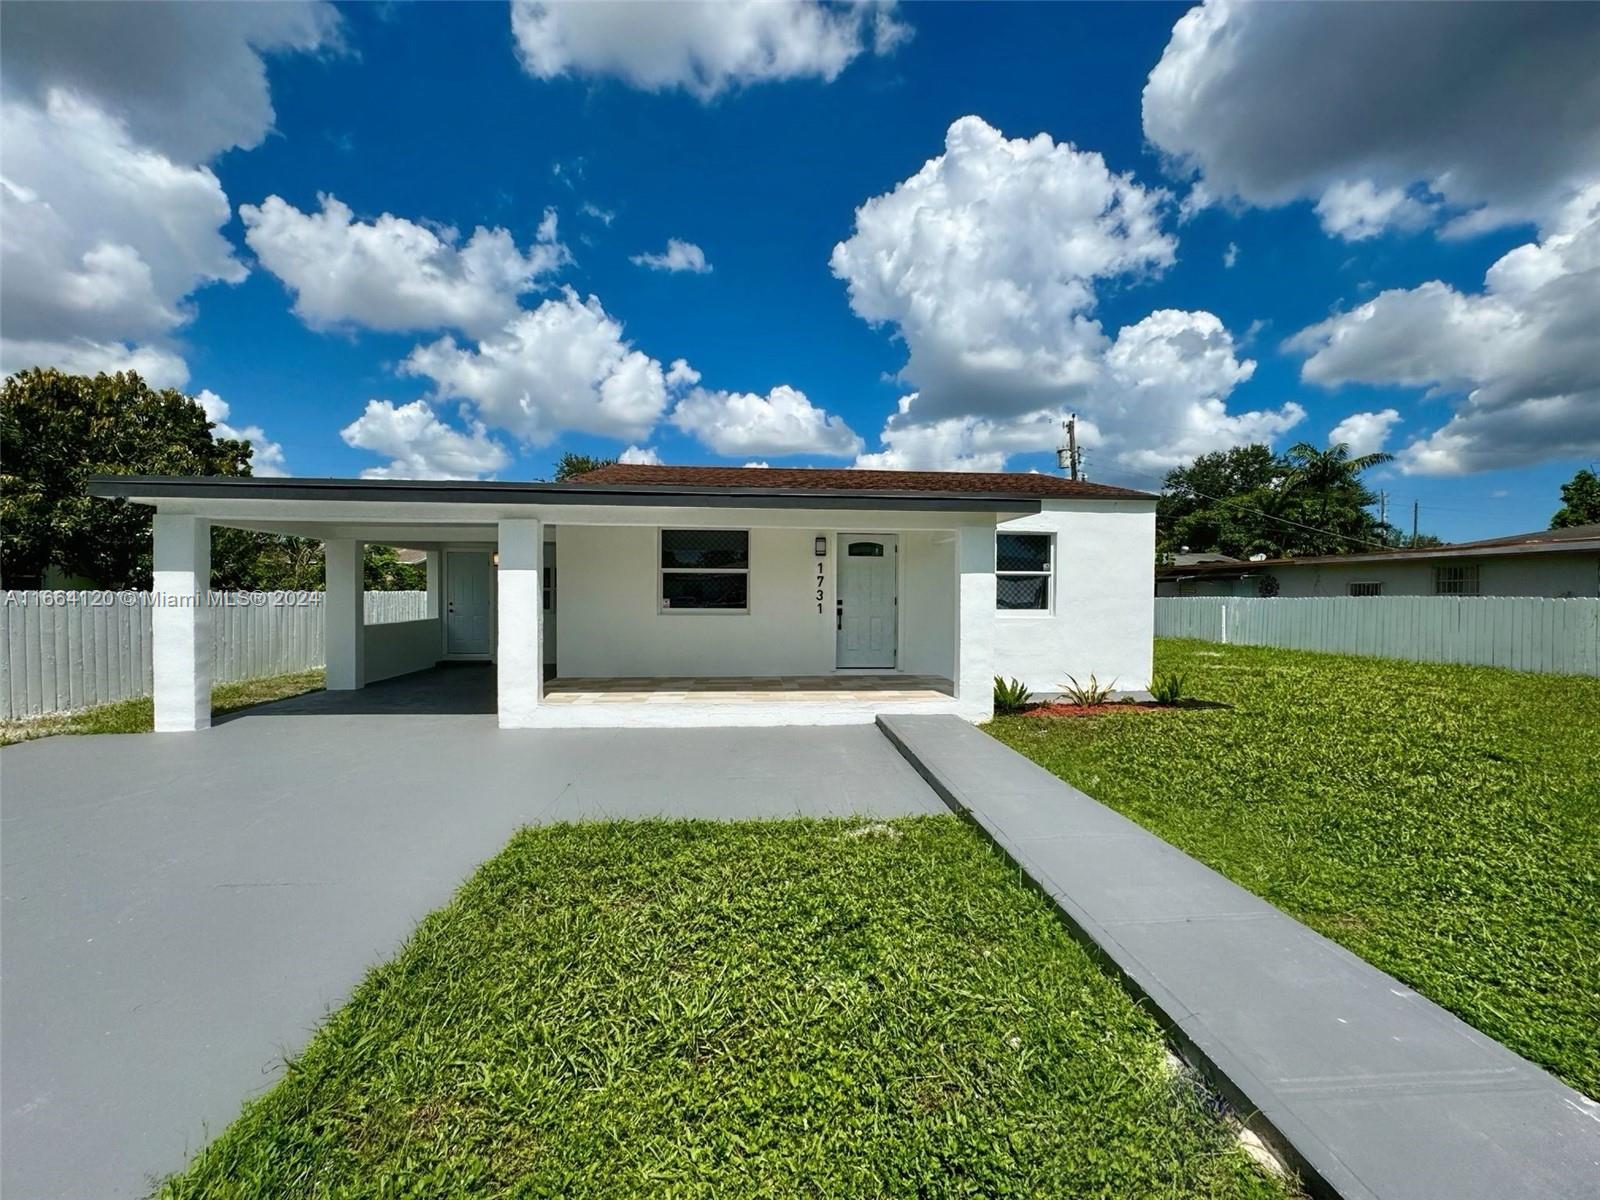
3;2;1596;541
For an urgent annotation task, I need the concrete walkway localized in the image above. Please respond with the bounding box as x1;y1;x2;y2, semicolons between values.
1;672;942;1200
879;714;1600;1200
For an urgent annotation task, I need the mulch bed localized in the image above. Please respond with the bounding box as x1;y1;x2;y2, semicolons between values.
1023;702;1170;718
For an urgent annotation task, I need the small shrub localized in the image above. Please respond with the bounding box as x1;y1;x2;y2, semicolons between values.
993;675;1034;714
1150;671;1187;705
1061;673;1116;706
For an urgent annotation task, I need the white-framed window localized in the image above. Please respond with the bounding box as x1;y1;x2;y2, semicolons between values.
1433;563;1480;595
1348;581;1384;597
996;532;1053;611
660;529;750;612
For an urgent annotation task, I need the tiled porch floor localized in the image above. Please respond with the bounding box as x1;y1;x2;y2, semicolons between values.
542;674;955;705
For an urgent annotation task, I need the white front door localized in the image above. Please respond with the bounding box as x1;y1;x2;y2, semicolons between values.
445;550;493;657
836;534;897;669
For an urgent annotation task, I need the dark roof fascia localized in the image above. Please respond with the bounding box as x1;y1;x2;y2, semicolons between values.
86;475;1046;514
1155;538;1600;577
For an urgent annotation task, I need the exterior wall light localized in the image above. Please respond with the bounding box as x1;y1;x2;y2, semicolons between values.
814;536;828;556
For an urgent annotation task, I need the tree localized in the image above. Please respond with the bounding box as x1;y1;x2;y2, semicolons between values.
1550;468;1600;529
1156;441;1395;559
2;369;256;588
552;452;616;481
364;545;426;591
1278;441;1394;555
1157;444;1291;558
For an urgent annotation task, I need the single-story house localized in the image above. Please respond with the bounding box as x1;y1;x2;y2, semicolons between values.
1156;523;1600;599
89;464;1157;731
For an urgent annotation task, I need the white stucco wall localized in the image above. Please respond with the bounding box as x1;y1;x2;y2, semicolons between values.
1261;553;1599;598
363;618;443;684
993;500;1156;696
555;524;961;680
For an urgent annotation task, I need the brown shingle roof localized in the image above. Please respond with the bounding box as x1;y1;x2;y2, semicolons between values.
568;463;1153;500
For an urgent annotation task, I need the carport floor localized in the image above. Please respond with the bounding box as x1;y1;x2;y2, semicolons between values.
0;697;942;1200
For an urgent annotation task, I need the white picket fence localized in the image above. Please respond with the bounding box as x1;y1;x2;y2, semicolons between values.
1;590;429;719
1156;596;1600;676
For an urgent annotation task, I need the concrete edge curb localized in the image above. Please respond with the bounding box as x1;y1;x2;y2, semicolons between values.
875;713;1347;1200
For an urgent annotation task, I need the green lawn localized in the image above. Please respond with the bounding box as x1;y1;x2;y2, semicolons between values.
990;640;1600;1098
159;819;1291;1199
0;668;323;746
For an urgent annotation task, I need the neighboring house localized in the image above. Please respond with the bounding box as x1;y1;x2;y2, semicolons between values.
1156;523;1600;599
90;464;1157;731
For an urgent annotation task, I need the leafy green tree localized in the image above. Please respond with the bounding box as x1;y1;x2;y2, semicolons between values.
1157;441;1395;559
1550;468;1600;528
552;452;617;481
1157;444;1291;558
2;368;255;588
364;544;426;591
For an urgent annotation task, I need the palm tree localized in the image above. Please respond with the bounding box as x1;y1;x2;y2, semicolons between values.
1280;442;1394;555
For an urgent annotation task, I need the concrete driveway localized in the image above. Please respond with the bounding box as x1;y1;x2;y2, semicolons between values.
1;668;943;1199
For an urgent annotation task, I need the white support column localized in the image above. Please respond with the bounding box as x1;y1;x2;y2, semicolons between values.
424;549;442;618
497;519;543;728
152;514;212;731
324;539;365;690
954;521;997;722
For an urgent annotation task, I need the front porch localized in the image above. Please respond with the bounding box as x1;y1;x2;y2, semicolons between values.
123;483;1006;730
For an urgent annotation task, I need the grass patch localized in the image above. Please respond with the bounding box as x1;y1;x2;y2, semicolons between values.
158;818;1291;1199
0;669;324;746
989;640;1600;1098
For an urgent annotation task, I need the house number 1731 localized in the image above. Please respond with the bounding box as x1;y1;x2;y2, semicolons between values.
817;562;825;613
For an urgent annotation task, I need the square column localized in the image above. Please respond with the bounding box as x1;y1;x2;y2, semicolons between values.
497;519;543;728
324;539;365;690
954;521;997;722
152;514;212;731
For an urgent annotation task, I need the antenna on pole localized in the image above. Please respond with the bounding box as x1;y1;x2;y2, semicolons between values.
1056;414;1080;480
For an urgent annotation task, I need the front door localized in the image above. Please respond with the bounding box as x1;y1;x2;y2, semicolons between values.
836;534;897;668
445;550;493;657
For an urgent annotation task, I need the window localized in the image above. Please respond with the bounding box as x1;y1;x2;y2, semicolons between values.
996;532;1052;611
1348;581;1383;597
847;541;884;557
542;565;555;611
1433;563;1480;595
660;529;749;611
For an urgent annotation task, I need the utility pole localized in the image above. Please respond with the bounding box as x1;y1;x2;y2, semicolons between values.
1056;415;1080;480
1379;489;1387;531
1412;500;1419;546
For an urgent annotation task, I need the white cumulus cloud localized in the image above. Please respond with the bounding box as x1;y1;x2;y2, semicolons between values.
196;390;288;476
832;115;1176;426
1327;409;1402;459
0;3;335;387
631;238;712;274
511;0;909;99
618;444;662;465
340;398;510;480
1143;0;1600;238
241;195;569;338
0;92;245;379
834;117;1301;474
0;0;342;162
670;384;862;457
402;289;685;445
1288;187;1600;474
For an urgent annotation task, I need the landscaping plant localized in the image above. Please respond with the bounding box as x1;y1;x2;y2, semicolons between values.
993;640;1600;1099
1060;673;1116;706
1149;670;1188;705
992;675;1034;714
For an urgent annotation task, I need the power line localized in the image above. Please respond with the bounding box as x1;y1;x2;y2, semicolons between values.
1076;458;1396;551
